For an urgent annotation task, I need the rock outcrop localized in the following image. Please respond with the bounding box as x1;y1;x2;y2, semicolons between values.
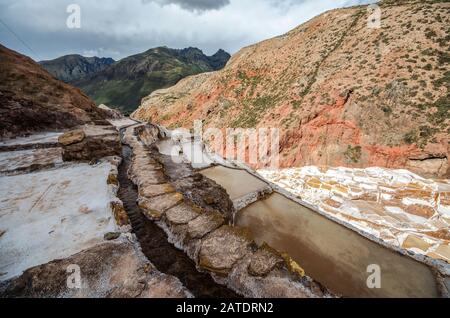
0;45;108;138
98;104;123;119
132;0;449;178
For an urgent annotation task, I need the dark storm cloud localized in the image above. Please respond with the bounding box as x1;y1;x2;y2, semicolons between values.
143;0;231;12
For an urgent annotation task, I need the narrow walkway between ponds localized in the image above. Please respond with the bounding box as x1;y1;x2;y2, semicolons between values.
117;144;239;298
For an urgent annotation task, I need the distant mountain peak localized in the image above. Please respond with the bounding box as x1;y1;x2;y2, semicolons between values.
44;46;231;114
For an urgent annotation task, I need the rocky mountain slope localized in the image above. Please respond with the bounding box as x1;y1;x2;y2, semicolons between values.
39;55;115;83
73;47;230;114
132;0;450;178
0;44;108;138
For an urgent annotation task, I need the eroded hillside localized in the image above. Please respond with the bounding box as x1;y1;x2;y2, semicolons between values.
74;47;230;114
39;55;115;83
132;0;450;177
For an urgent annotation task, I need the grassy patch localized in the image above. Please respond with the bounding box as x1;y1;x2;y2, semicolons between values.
231;95;278;128
427;95;450;125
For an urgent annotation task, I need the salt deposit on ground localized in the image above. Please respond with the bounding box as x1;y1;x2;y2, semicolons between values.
0;162;117;281
258;166;450;263
108;118;139;130
0;148;63;174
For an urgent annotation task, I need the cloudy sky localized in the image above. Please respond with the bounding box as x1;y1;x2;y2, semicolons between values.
0;0;376;62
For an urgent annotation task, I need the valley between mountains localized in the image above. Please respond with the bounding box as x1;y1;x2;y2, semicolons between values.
0;0;449;299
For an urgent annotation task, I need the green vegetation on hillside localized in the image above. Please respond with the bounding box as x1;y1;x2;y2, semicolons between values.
74;47;230;114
